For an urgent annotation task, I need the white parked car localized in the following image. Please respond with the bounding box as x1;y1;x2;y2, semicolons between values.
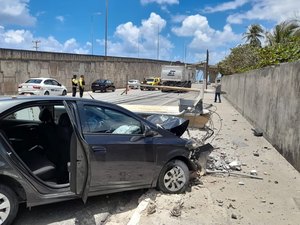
128;79;140;89
18;78;67;96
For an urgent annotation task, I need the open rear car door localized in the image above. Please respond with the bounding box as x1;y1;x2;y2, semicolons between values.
63;101;91;203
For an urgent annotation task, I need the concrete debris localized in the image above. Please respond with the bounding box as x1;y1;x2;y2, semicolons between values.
231;213;238;219
250;170;258;176
253;152;260;157
146;200;156;215
251;128;263;137
228;203;236;209
229;160;242;171
170;201;184;217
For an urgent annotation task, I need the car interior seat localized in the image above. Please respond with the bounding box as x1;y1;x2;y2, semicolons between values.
56;113;73;183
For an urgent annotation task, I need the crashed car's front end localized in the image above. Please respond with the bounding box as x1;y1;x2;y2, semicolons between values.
146;114;214;175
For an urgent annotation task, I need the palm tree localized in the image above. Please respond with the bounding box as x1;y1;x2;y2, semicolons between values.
266;20;300;46
243;24;264;47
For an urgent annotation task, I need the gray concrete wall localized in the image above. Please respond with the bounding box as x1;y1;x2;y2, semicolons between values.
222;61;300;171
0;49;176;95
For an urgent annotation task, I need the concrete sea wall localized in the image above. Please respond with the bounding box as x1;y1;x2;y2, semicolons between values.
222;61;300;171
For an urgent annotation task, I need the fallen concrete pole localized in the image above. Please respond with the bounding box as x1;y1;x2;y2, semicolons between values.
139;84;213;93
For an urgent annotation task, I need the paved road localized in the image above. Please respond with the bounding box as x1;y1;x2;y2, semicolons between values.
84;86;203;106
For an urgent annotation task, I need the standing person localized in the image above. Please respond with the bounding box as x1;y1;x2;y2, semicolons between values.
71;75;78;97
214;79;222;103
79;75;85;98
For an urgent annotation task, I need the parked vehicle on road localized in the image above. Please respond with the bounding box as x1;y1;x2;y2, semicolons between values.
140;77;161;91
160;65;195;91
91;79;116;92
0;96;211;224
18;78;67;96
128;79;140;89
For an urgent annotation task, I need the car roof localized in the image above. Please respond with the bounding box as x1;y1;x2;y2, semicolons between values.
0;96;116;114
95;79;112;82
25;77;58;82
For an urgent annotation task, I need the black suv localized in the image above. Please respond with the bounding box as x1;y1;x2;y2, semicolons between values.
91;79;116;92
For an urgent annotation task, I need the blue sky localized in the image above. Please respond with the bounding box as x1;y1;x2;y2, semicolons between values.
0;0;299;64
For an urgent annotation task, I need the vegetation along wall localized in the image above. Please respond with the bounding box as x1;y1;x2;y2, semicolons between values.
222;60;300;171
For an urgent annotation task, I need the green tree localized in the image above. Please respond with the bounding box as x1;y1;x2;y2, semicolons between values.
243;24;264;47
217;44;260;75
266;20;300;46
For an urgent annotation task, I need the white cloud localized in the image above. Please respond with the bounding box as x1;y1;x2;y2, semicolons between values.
140;0;179;5
0;0;36;26
56;16;64;23
227;0;300;24
172;15;213;37
172;14;241;52
204;0;249;13
0;26;90;54
107;12;173;60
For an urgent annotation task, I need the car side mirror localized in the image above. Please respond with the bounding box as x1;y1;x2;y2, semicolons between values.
58;83;61;86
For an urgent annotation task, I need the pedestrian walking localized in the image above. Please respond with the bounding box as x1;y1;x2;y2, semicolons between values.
71;75;78;97
214;79;222;103
79;75;85;98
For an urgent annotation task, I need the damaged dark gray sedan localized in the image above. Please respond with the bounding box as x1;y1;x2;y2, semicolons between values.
0;96;211;224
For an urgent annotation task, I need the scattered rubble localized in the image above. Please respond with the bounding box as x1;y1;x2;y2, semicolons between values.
170;200;184;217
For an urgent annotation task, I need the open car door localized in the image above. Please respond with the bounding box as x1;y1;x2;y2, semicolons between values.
63;101;91;203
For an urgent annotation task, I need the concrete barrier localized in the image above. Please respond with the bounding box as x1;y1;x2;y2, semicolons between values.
0;48;178;95
222;61;300;172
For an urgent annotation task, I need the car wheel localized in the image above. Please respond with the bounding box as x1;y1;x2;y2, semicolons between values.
157;160;189;194
62;90;67;96
112;89;115;92
44;91;50;95
0;184;19;225
92;89;95;93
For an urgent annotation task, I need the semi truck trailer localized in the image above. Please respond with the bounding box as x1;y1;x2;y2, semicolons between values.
161;65;195;89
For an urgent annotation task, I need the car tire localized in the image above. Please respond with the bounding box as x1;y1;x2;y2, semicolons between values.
92;89;95;93
0;184;19;225
62;90;67;96
157;160;189;194
112;89;115;92
44;91;50;95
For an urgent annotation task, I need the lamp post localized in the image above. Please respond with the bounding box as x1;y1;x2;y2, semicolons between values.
156;24;159;60
105;0;108;57
32;40;41;51
91;12;101;55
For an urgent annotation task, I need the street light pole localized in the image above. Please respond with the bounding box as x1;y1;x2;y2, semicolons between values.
157;24;159;60
91;15;94;55
32;40;41;51
105;0;108;57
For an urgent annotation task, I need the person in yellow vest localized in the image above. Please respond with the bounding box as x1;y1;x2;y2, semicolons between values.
79;75;85;98
71;75;78;97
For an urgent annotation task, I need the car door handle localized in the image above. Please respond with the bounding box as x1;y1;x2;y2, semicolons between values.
92;146;107;153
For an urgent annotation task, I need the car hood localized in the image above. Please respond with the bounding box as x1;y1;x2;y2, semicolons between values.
146;115;189;137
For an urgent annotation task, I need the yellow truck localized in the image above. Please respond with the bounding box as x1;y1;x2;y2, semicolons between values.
140;77;161;90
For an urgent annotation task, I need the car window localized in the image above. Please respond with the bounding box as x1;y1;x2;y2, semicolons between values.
82;105;142;135
51;80;59;86
25;79;42;84
5;106;41;121
44;80;52;85
4;104;66;123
